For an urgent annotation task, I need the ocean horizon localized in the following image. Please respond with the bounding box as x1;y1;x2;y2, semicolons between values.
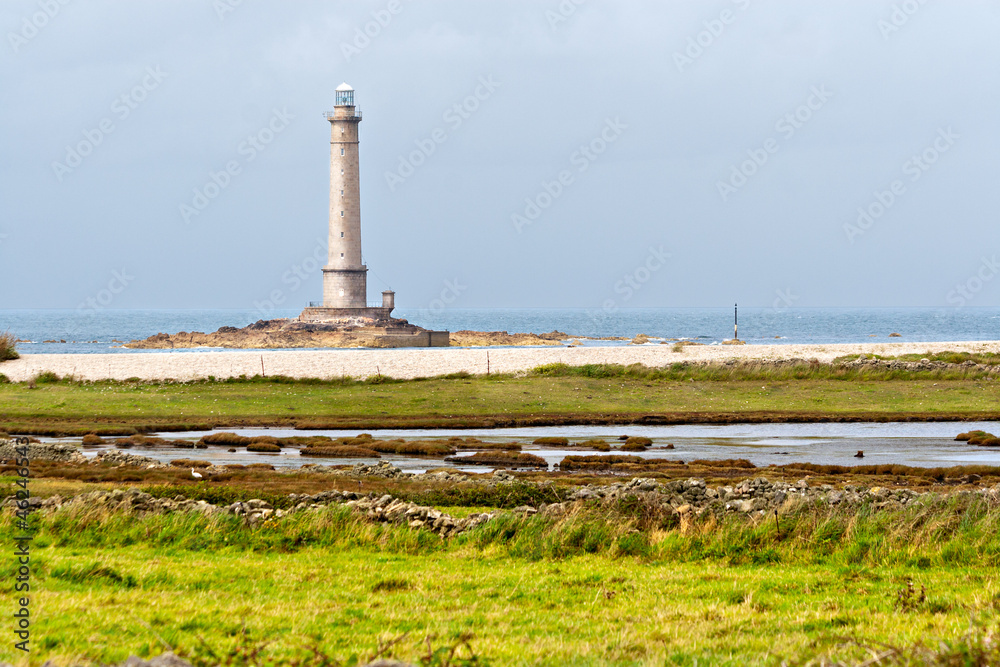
2;307;999;355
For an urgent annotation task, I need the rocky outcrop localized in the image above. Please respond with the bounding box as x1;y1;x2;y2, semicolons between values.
125;318;435;350
0;439;85;464
125;320;571;350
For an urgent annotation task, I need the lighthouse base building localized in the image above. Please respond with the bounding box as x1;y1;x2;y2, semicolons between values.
298;83;449;348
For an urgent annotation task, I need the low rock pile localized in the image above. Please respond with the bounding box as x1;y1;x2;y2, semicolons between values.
561;475;999;519
8;470;1000;540
346;460;408;478
0;438;86;464
4;486;493;539
284;489;492;538
839;356;999;374
94;450;165;468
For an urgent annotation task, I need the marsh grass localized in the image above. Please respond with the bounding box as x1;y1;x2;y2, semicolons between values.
246;443;281;453
443;451;548;468
299;445;381;458
17;491;1000;568
5;366;1000;437
9;496;1000;665
578;439;612;452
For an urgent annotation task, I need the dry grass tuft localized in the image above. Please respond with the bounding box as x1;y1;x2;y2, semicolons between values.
0;330;18;362
246;443;281;453
533;437;569;446
579;439;612;452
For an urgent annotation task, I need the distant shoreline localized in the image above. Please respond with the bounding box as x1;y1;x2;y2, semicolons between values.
3;340;1000;382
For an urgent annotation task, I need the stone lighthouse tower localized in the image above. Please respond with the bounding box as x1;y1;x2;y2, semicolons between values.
323;83;368;309
297;84;446;345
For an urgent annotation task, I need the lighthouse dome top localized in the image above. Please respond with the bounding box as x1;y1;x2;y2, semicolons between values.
335;83;356;107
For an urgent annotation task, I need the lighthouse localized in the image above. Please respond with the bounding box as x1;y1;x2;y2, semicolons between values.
297;85;448;346
323;83;369;309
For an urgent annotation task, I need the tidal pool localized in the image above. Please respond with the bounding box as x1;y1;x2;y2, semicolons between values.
60;421;1000;474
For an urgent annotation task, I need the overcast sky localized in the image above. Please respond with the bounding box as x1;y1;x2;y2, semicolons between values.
1;0;998;312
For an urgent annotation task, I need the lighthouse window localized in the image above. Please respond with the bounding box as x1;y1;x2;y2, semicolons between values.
339;289;345;297
340;232;344;237
341;148;345;156
341;211;344;217
340;253;344;258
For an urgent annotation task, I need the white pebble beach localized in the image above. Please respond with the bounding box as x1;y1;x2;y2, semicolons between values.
4;340;1000;382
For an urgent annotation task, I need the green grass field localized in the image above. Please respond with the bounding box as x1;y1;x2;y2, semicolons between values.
2;363;1000;435
5;495;1000;666
6;360;1000;665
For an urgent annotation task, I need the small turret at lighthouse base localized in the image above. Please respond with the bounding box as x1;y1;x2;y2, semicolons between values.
298;302;449;348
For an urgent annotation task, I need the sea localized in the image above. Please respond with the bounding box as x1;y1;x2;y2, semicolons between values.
2;307;999;355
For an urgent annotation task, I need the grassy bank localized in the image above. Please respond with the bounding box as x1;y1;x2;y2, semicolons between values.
2;363;1000;434
5;496;1000;665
